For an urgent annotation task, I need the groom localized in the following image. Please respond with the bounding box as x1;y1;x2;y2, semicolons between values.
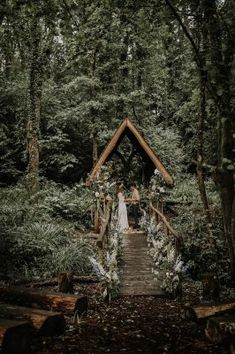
130;183;140;229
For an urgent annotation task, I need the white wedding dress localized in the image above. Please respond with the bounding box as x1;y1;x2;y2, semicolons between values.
117;192;129;233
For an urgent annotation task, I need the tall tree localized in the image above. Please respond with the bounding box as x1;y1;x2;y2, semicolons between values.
165;0;235;279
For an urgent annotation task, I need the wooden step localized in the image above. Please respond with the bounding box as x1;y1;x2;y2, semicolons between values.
120;232;163;296
119;288;164;296
121;275;155;281
120;271;154;277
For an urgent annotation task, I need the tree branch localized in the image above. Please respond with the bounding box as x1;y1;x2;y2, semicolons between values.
164;0;219;102
165;0;201;64
62;0;80;31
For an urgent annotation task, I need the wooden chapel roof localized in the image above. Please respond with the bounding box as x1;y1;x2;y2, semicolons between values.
87;118;174;185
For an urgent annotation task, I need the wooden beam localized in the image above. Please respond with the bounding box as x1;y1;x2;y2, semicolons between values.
88;119;127;182
87;118;174;185
126;119;174;185
150;202;180;240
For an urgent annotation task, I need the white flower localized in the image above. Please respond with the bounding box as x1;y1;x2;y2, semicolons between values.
154;169;159;175
95;192;100;198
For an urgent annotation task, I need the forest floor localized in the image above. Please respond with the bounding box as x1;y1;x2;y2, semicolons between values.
31;282;230;354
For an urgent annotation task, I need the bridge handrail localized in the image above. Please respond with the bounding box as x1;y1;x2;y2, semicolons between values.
149;201;182;255
149;202;179;239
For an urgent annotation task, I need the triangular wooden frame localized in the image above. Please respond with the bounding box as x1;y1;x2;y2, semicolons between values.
87;118;174;185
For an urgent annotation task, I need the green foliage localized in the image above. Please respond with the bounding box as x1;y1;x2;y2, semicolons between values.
0;182;94;279
0;0;234;285
0;0;211;184
143;123;185;179
171;177;230;284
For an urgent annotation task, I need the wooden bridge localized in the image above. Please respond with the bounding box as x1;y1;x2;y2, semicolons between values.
120;231;163;296
91;194;181;298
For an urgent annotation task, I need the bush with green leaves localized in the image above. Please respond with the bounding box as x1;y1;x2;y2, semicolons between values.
170;176;230;284
143;123;186;179
1;223;93;279
0;182;95;280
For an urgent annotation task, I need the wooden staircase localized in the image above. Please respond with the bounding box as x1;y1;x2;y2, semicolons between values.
119;232;163;296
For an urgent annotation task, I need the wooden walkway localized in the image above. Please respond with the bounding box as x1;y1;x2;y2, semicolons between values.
119;232;164;296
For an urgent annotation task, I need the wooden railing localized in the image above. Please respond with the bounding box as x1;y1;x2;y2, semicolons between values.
149;201;182;254
91;195;113;264
91;196;120;300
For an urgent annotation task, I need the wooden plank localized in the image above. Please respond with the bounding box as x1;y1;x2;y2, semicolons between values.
0;319;34;354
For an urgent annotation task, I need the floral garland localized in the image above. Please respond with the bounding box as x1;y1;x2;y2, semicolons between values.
89;165;122;301
139;169;189;297
89;208;122;301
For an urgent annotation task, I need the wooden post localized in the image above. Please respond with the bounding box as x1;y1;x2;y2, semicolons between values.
94;199;99;233
91;207;94;227
58;272;74;294
161;199;164;215
164;223;167;236
201;273;220;301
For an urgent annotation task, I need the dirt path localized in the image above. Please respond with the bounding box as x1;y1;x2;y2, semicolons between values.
32;284;230;354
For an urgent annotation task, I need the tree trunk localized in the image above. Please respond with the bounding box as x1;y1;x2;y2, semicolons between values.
196;71;214;245
203;0;235;281
166;0;235;283
92;131;98;164
26;13;43;195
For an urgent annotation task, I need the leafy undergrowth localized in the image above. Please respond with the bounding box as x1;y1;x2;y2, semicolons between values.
32;283;230;354
0;183;95;279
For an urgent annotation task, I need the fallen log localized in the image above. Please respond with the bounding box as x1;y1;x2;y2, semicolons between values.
0;319;34;354
0;286;88;315
0;303;65;336
205;315;235;343
184;300;235;321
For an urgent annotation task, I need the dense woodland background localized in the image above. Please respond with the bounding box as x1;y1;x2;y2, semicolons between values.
0;0;234;288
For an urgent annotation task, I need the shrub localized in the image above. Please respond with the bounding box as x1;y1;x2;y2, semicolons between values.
0;182;95;280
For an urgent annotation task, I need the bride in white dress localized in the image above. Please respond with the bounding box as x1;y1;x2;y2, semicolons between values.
117;185;129;233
